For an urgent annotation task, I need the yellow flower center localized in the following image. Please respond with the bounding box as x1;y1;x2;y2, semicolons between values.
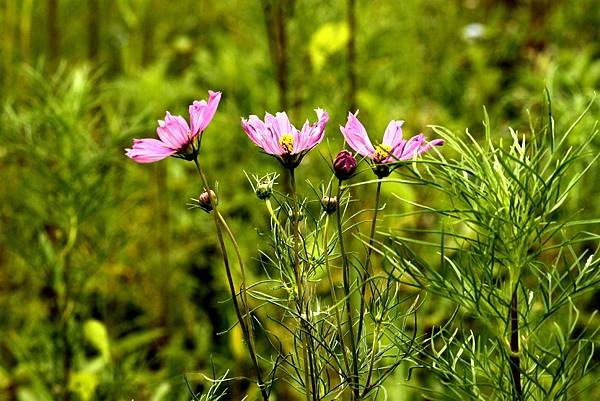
374;144;391;161
280;134;294;153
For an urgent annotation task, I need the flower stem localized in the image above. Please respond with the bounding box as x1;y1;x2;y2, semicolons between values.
357;180;382;344
193;158;269;401
265;198;286;235
56;214;77;401
289;169;303;298
337;180;360;400
289;169;313;401
216;211;258;359
362;317;381;396
510;285;522;400
323;214;352;378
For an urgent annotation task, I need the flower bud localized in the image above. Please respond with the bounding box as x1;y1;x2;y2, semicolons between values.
372;163;391;178
333;150;357;181
320;196;338;214
256;182;273;200
252;173;278;201
198;189;217;213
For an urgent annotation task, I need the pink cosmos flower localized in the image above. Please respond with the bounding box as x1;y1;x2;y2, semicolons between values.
341;112;443;163
242;108;329;168
340;111;443;177
125;91;221;163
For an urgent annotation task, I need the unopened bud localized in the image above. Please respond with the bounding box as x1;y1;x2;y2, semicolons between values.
320;196;338;214
333;150;357;181
372;163;391;178
256;182;273;200
252;173;278;200
198;189;217;213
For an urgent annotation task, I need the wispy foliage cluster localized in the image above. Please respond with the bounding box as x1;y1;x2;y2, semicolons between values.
380;104;599;400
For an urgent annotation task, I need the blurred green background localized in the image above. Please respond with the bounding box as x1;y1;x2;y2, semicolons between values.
0;0;598;400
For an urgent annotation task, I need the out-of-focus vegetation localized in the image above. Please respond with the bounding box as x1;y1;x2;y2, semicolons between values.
0;0;598;400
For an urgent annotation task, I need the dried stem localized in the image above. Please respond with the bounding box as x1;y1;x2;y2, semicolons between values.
87;0;99;60
47;0;60;68
261;0;288;110
347;0;357;111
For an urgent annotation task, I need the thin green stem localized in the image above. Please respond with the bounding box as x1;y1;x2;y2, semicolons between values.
357;180;382;344
289;169;303;296
289;169;313;401
362;277;392;399
265;198;286;235
58;214;77;401
337;180;360;400
362;319;381;396
323;214;352;377
510;285;522;400
59;258;71;401
216;212;257;355
193;158;269;401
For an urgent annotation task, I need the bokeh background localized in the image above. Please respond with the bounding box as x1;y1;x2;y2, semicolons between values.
0;0;598;400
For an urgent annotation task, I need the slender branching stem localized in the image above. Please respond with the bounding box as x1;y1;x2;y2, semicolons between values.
193;158;269;401
289;169;303;297
362;318;381;396
361;279;397;398
510;285;522;400
336;181;360;400
59;262;71;401
289;168;313;401
357;180;382;344
216;211;258;359
323;214;352;376
58;215;77;401
265;198;286;234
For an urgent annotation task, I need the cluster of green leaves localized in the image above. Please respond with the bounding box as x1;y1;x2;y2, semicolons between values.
380;104;599;400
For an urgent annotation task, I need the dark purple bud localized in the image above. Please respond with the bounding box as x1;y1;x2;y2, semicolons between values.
333;150;357;181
